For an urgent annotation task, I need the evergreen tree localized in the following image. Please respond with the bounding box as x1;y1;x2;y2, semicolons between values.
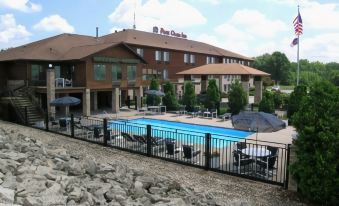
162;81;179;111
287;85;307;124
182;81;196;112
258;91;275;113
146;78;161;106
228;80;248;115
290;81;339;204
205;79;220;109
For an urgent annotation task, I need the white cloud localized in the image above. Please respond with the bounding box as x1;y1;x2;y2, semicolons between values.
33;15;75;33
108;0;207;32
0;0;41;12
109;27;124;33
0;14;31;44
195;0;221;5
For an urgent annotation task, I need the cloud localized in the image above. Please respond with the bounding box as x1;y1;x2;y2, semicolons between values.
33;15;75;33
0;14;31;44
0;0;41;12
108;0;207;32
194;0;221;5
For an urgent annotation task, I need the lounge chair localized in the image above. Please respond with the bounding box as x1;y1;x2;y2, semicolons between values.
233;150;255;174
190;107;201;118
182;145;201;163
94;127;103;139
133;134;147;144
256;146;279;178
165;141;180;156
219;113;231;121
121;132;137;142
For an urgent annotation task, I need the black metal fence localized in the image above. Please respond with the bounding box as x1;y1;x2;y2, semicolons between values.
21;113;290;188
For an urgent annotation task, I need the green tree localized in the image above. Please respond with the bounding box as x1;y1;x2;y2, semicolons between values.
287;85;307;124
259;91;275;113
205;79;220;109
228;80;248;115
146;78;161;106
162;81;179;111
290;81;339;204
182;81;196;112
273;91;283;109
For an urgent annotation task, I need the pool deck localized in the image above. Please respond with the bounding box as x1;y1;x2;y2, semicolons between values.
91;110;295;145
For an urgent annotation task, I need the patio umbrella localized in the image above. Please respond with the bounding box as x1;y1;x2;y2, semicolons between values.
231;111;286;143
50;96;81;116
144;90;165;106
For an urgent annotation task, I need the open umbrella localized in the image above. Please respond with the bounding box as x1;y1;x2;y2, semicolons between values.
231;111;286;143
50;96;81;116
144;90;165;106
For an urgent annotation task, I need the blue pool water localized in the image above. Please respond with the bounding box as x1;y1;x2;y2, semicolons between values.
109;118;252;147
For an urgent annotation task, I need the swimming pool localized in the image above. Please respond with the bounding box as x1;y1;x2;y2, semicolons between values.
109;118;252;147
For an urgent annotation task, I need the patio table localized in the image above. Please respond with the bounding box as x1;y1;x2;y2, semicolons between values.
242;147;271;177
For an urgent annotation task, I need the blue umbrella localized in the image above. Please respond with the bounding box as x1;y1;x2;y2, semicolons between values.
144;90;165;96
50;96;81;116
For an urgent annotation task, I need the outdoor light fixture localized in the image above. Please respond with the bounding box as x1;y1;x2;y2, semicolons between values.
48;64;53;68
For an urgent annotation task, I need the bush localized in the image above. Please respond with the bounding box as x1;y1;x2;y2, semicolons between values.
287;85;307;124
182;81;196;112
162;81;179;111
273;91;283;109
205;79;220;109
290;81;339;204
228;80;248;115
258;91;275;113
146;78;161;106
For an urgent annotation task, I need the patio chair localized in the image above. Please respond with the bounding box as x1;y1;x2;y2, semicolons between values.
59;119;68;131
81;125;94;139
121;132;137;142
165;141;180;156
49;116;58;128
94;127;103;139
202;109;211;118
210;109;217;119
133;134;147;144
256;146;279;178
190;107;201;118
177;105;187;116
65;79;72;87
219;113;231;121
233;150;255;174
182;145;201;163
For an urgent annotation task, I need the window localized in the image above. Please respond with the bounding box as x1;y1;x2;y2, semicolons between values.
136;48;144;57
31;64;43;80
112;64;121;81
163;69;168;80
94;64;106;80
54;66;61;78
190;54;195;64
163;51;169;62
206;56;215;64
184;53;189;63
127;65;136;81
155;50;161;61
206;56;209;64
211;57;215;64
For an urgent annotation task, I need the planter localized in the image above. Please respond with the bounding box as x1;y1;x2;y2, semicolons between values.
210;156;220;169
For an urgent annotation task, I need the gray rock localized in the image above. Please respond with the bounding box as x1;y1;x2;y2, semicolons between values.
68;185;83;202
0;185;15;204
135;176;155;189
83;159;97;176
1;172;16;190
134;181;145;197
16;178;46;197
23;196;42;206
64;159;85;176
0;151;26;162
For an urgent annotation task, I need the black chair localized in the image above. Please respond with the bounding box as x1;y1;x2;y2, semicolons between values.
236;142;247;151
166;142;180;156
94;127;103;139
182;145;201;163
121;132;137;142
133;134;147;144
59;119;68;131
256;146;279;178
50;117;58;127
233;150;255;174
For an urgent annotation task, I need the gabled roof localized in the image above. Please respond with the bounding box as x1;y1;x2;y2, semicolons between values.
177;63;270;76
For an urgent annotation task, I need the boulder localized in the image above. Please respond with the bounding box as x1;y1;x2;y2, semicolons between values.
1;173;16;190
135;176;155;189
0;186;15;204
0;151;26;162
83;159;97;176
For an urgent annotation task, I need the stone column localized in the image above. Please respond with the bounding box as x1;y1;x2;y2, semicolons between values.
241;75;250;96
46;68;55;118
112;87;120;113
288;144;298;191
135;86;143;109
83;89;90;116
93;91;98;111
254;76;263;104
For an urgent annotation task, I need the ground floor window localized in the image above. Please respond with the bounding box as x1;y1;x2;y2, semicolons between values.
94;64;106;80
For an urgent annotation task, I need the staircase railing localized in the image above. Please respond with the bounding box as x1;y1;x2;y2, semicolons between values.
25;87;45;115
7;89;26;124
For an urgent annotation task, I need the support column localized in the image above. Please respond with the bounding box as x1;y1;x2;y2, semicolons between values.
46;67;55;118
112;87;120;113
241;75;250;96
93;91;98;111
83;89;90;116
254;76;263;104
136;86;143;109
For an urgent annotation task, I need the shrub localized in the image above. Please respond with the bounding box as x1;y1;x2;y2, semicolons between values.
273;91;283;109
287;85;307;124
146;78;161;106
258;91;275;113
290;81;339;204
162;81;179;111
182;81;196;112
228;80;248;115
205;79;220;109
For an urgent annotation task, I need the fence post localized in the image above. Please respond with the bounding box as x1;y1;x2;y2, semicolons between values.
103;118;108;146
70;114;74;138
24;106;28;125
45;112;49;131
205;133;211;170
286;144;295;190
134;95;137;110
146;125;152;157
127;96;130;108
141;97;143;108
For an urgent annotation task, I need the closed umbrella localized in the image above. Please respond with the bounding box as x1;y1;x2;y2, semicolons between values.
50;96;81;116
231;111;286;143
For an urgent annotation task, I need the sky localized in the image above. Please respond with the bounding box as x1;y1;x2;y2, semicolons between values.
1;0;339;63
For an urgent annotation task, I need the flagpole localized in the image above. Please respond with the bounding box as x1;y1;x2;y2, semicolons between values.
296;5;300;86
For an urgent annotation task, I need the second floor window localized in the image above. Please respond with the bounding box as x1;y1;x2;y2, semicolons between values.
206;56;215;64
136;48;144;57
163;51;169;62
31;64;43;80
155;50;161;61
190;54;195;64
184;53;189;63
94;64;106;80
127;65;136;81
112;64;121;81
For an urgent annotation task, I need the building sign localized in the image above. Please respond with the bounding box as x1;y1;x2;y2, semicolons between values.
152;26;187;39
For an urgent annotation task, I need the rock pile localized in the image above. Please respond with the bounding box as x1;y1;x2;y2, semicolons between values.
0;128;216;206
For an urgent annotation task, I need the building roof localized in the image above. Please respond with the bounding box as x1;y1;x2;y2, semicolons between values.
0;29;252;62
177;63;270;76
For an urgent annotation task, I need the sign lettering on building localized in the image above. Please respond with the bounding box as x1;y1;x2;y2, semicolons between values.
152;26;187;39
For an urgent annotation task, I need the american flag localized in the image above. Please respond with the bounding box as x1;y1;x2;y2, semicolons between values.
293;11;303;35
